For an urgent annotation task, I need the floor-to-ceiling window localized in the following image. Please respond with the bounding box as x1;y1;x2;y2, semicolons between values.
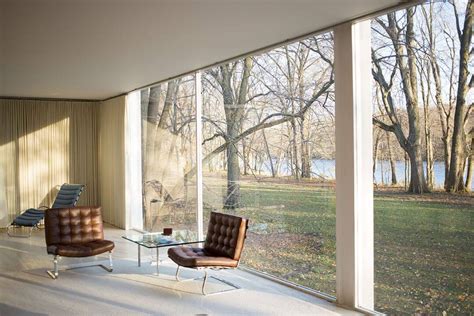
201;33;337;295
135;1;472;311
371;1;473;313
140;75;198;236
138;32;337;296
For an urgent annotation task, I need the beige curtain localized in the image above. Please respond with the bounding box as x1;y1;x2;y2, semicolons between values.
0;99;99;227
98;96;126;228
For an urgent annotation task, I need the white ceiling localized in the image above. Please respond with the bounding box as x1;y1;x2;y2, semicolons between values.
0;0;407;100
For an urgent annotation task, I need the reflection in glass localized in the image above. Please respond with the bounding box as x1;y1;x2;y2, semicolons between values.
140;76;197;234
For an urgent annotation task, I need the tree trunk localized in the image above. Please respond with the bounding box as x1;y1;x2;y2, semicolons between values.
297;47;311;179
404;8;428;193
242;136;248;176
222;68;241;208
465;130;473;191
407;147;427;193
386;132;397;185
421;60;434;190
300;116;311;178
262;129;276;177
372;10;428;193
446;0;472;192
443;137;451;189
465;137;474;192
373;132;381;181
147;86;161;125
424;118;434;190
143;85;162;230
291;118;300;180
158;81;178;129
213;57;252;209
404;153;409;190
424;3;453;190
225;117;241;208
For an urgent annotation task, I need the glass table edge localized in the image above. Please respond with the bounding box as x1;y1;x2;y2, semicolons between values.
121;235;205;249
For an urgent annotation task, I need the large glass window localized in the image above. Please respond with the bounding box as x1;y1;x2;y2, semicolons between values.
201;34;337;295
136;1;472;310
371;1;473;313
140;76;198;235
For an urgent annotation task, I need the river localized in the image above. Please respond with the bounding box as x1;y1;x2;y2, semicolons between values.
262;159;473;190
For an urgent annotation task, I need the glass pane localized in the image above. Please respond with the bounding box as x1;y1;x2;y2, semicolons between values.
202;33;336;295
140;75;197;234
371;1;473;313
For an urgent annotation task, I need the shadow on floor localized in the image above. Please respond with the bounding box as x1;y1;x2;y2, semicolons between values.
0;303;48;316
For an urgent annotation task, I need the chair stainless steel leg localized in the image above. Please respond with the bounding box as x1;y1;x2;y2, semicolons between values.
138;244;141;267
172;267;241;295
109;251;113;269
98;250;114;272
47;255;59;279
47;253;114;277
202;270;209;295
156;248;160;275
175;266;181;281
54;256;59;276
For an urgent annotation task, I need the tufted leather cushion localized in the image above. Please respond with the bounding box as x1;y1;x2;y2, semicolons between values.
44;206;114;257
168;212;248;269
204;212;248;261
168;247;239;268
47;240;114;257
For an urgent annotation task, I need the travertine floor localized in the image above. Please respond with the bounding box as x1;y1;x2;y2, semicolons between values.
0;225;360;316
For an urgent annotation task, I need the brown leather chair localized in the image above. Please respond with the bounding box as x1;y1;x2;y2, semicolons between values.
168;211;249;295
44;206;115;279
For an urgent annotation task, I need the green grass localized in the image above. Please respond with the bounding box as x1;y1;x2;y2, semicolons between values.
203;179;473;315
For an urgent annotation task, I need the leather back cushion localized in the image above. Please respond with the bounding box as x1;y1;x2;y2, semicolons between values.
45;206;104;245
204;212;249;260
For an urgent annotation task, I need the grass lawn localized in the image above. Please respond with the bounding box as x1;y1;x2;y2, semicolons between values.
203;177;473;315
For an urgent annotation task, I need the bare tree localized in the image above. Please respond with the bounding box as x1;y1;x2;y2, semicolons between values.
421;4;457;189
208;57;253;208
419;59;435;190
372;8;429;193
465;127;474;190
446;0;473;192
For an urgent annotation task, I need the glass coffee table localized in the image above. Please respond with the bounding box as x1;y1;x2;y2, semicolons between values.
122;230;204;275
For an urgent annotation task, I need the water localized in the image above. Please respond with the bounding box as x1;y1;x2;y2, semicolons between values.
261;159;473;190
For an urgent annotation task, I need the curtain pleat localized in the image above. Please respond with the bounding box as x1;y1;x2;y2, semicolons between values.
0;99;99;227
98;96;126;228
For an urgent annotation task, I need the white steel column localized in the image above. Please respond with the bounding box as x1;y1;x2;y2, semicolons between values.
195;71;204;241
334;20;373;309
125;90;144;230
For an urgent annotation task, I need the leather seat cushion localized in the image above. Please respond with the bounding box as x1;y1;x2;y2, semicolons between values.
168;246;239;268
47;240;115;257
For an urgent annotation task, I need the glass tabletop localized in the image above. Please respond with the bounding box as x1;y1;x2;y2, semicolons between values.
122;229;204;248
